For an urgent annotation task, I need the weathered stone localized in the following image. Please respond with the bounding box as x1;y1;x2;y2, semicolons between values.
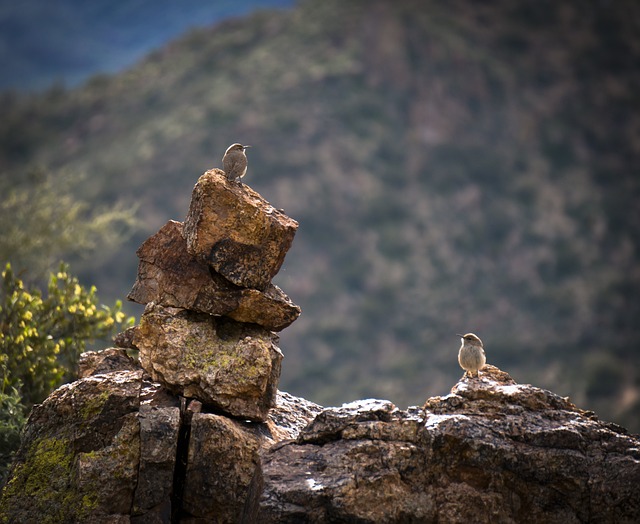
0;371;143;523
79;347;141;378
258;366;640;523
134;303;283;422
131;382;180;522
114;325;138;350
180;413;263;522
266;391;324;443
259;400;429;523
127;220;301;331
183;169;298;290
4;363;640;523
0;357;322;524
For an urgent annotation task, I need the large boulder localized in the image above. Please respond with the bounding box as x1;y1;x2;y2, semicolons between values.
0;370;152;523
258;365;640;523
127;220;300;331
134;303;283;422
3;362;639;523
183;169;298;290
0;359;319;524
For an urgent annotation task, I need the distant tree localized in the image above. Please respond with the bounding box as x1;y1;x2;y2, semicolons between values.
0;168;137;278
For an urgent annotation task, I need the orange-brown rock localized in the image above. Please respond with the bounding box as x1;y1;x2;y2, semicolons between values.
78;347;139;378
127;220;300;331
134;303;283;422
182;169;298;290
0;355;319;523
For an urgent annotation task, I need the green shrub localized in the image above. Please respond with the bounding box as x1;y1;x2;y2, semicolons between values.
0;262;134;483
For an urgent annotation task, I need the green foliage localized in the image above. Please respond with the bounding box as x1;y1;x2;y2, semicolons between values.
0;262;134;484
0;262;134;408
0;169;137;279
0;386;26;485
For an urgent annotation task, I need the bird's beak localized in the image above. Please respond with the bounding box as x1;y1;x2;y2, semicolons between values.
243;145;252;149
456;334;463;337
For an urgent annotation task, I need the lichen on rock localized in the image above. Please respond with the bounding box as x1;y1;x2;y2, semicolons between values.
135;303;282;422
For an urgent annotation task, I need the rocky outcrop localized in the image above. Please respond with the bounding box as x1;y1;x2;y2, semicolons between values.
0;351;321;523
183;169;298;290
259;365;640;523
3;360;638;523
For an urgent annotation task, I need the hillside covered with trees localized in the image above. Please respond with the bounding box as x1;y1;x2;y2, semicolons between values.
1;0;639;431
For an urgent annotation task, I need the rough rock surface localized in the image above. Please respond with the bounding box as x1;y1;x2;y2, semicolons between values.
2;363;639;523
181;413;262;521
183;169;298;290
0;360;319;523
4;163;639;521
0;370;147;523
127;220;300;331
258;365;640;523
79;347;139;378
113;325;138;350
134;303;283;422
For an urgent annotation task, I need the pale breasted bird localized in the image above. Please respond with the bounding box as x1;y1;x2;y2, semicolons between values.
457;333;486;378
222;143;251;183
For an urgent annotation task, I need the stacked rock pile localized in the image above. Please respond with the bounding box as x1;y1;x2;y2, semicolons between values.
127;168;301;421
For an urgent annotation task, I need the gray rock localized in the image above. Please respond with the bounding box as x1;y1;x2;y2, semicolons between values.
79;347;140;378
181;413;263;522
258;365;640;523
0;369;318;524
3;365;640;523
132;383;180;521
0;371;144;523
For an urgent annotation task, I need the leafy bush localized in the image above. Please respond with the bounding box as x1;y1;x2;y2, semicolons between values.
0;262;134;483
1;262;134;407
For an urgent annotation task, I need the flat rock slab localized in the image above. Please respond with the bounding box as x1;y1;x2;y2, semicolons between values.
128;220;301;331
183;169;298;290
134;303;283;422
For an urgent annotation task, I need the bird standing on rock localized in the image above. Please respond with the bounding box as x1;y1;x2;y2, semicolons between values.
457;333;486;378
222;143;251;183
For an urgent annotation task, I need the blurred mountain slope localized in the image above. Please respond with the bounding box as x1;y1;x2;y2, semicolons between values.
1;0;639;430
0;0;293;90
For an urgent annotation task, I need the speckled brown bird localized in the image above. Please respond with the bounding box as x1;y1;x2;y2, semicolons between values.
457;333;486;378
222;143;251;183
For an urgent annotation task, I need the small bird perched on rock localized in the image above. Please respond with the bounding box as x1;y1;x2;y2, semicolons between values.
222;143;251;183
457;333;486;378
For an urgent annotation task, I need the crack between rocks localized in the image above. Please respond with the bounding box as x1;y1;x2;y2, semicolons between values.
129;373;145;518
171;396;193;523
